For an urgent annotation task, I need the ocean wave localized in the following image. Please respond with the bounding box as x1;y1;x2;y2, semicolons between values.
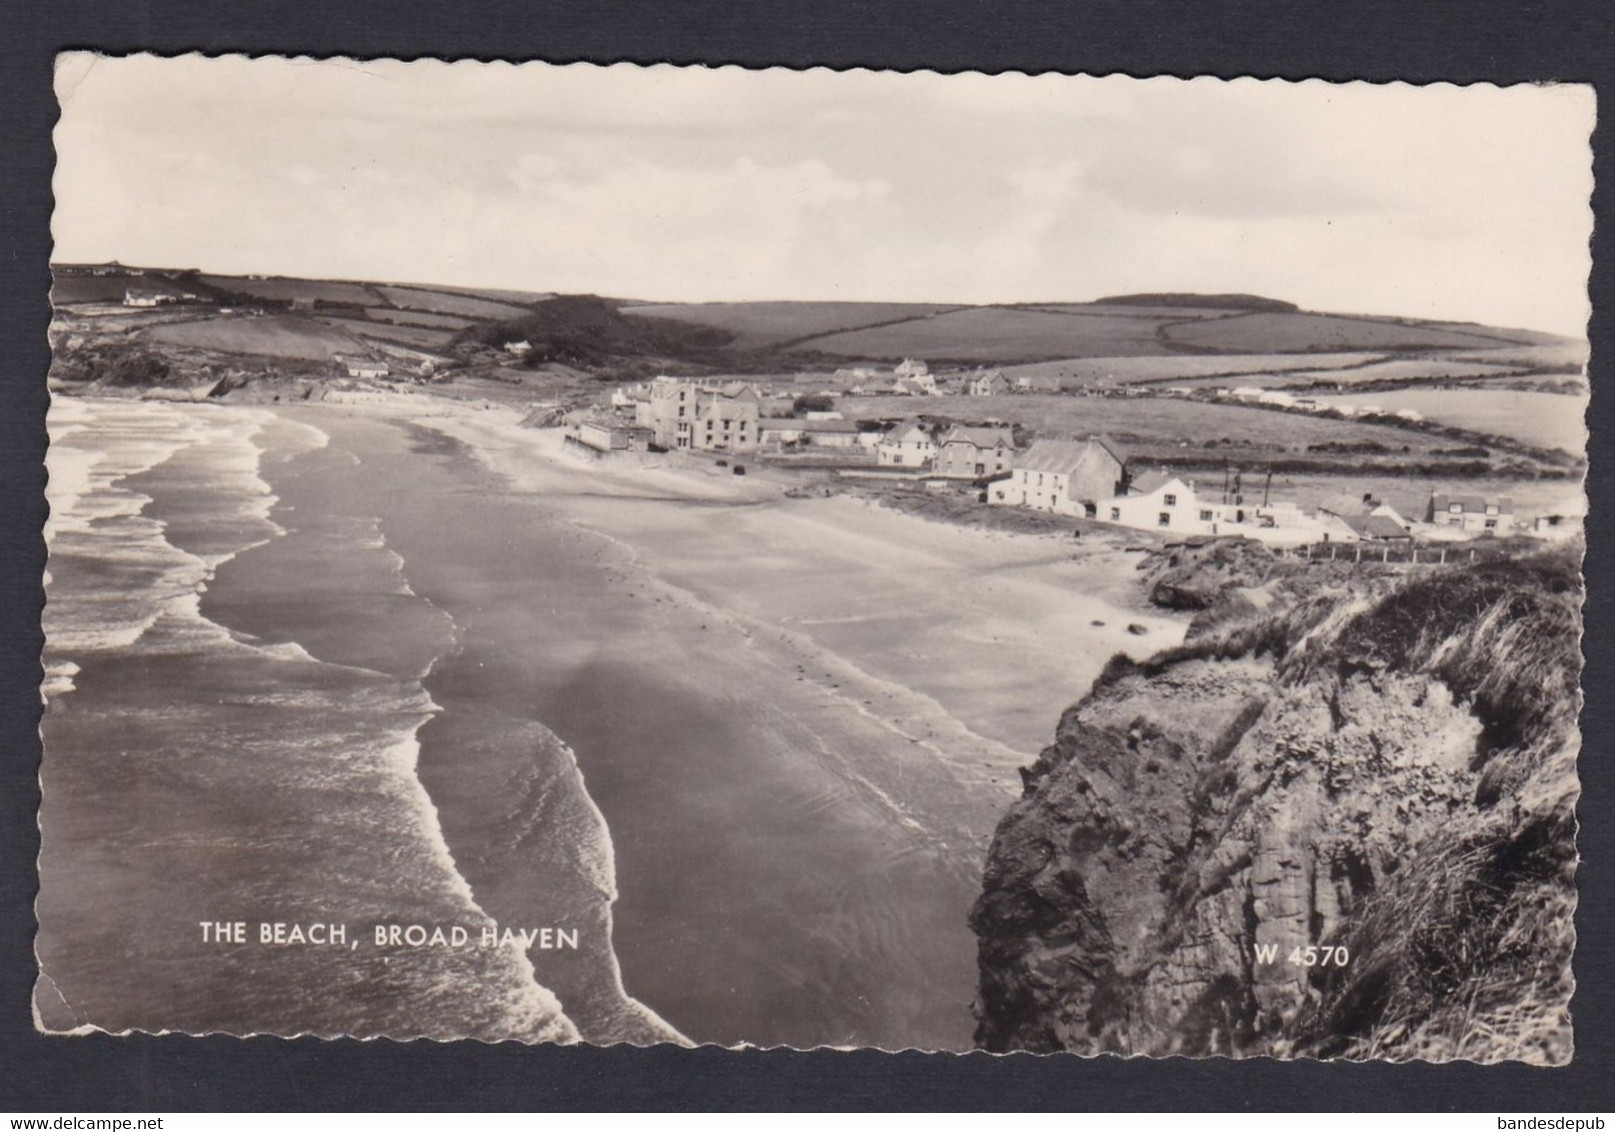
39;398;584;1043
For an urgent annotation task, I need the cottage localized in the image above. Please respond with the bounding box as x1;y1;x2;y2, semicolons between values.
122;289;172;308
992;437;1127;516
290;297;317;312
691;388;760;452
1426;493;1515;535
340;357;391;379
1104;470;1206;532
1317;492;1411;529
503;339;533;358
877;424;936;469
968;370;1011;397
760;418;805;446
894;358;931;379
934;426;1015;480
799;418;867;449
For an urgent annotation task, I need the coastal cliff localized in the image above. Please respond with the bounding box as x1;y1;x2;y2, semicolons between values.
970;541;1581;1063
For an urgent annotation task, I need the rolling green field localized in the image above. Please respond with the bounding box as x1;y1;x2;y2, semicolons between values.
1309;388;1587;452
142;315;367;360
424;284;556;305
320;317;457;351
53;276;189;304
997;351;1387;386
797;306;1180;361
850;393;1487;456
1277;358;1527;385
1020;302;1244;320
1162;311;1515;353
623;301;966;349
197;275;382;306
373;286;532;320
364;308;476;330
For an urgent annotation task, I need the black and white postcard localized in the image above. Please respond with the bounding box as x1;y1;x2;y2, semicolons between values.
37;55;1591;1062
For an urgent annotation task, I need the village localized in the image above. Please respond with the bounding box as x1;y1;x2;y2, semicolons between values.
552;360;1557;551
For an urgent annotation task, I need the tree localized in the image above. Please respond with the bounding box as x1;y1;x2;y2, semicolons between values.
792;392;835;416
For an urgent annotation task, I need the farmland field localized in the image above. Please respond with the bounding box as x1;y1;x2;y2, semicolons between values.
1447;343;1590;371
426;284;556;305
197;275;382;306
319;317;457;350
53;276;177;304
141;314;367;359
849;393;1460;454
1020;303;1245;320
1310;388;1587;452
797;307;1179;361
1422;321;1572;347
364;308;475;329
1277;357;1527;384
373;286;532;319
622;302;967;349
1163;311;1520;353
998;351;1387;386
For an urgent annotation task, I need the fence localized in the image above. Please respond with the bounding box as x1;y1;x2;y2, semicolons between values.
1276;542;1478;567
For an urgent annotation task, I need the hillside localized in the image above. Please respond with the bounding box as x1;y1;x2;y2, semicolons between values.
971;541;1580;1063
51;264;1581;396
457;294;740;371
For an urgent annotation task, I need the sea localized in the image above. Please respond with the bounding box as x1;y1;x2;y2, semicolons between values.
37;397;669;1044
38;395;1009;1051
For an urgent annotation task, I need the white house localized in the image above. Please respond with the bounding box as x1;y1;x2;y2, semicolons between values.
968;371;1011;397
1104;470;1209;533
877;424;936;469
1425;493;1515;536
339;356;391;379
992;437;1127;516
799;418;867;449
504;339;533;358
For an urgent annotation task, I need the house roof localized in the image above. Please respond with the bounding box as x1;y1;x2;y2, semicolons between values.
1017;439;1090;475
883;424;932;444
1129;469;1186;496
940;425;1013;450
1317;492;1377;518
801;418;859;434
1088;434;1129;467
1341;513;1412;540
1431;493;1514;514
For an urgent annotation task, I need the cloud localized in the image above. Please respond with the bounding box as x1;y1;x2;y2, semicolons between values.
51;56;1594;335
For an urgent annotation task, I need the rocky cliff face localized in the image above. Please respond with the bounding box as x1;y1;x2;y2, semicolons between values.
971;543;1580;1063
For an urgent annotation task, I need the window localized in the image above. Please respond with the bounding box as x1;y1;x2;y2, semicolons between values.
1449;503;1463;513
1199;509;1214;521
1449;517;1463;527
1038;473;1044;486
1164;493;1177;506
1158;513;1171;527
1484;519;1497;530
1109;507;1120;521
975;463;985;476
1485;504;1499;516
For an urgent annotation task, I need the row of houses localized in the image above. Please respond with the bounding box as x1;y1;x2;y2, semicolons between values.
597;378;1529;543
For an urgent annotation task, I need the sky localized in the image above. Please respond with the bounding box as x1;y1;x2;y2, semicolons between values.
52;54;1595;336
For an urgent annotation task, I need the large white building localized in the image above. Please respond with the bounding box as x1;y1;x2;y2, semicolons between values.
991;437;1127;515
877;424;936;468
635;378;760;452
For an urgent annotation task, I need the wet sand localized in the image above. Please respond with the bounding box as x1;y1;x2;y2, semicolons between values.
283;396;1185;1049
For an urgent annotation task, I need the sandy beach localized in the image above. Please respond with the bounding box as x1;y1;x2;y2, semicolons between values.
41;390;1186;1050
289;393;1186;1048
